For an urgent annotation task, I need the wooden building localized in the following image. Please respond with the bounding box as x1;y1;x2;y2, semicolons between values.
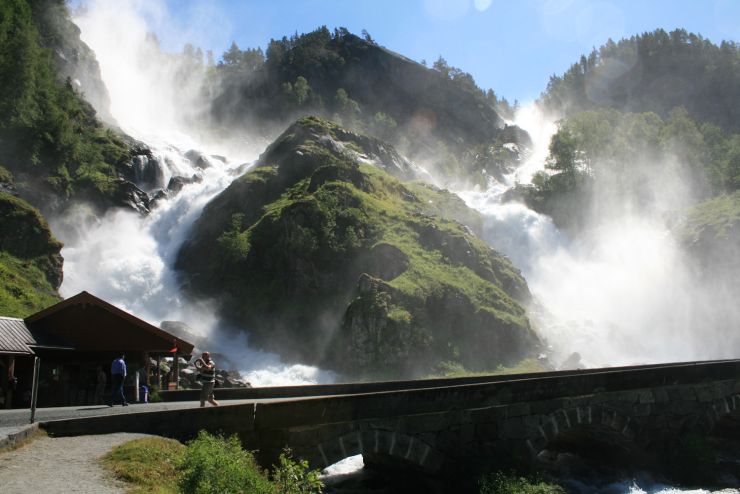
0;291;194;408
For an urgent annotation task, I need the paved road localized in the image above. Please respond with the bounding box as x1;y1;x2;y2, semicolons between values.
0;433;152;494
0;399;257;429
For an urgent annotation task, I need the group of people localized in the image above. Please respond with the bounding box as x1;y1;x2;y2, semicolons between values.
104;351;219;408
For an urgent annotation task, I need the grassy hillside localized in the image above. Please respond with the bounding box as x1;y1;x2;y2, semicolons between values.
177;117;538;378
0;189;62;316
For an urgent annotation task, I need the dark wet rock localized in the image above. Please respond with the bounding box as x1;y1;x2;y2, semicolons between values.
363;243;409;281
108;180;150;215
185;150;212;170
167;174;203;195
129;154;165;191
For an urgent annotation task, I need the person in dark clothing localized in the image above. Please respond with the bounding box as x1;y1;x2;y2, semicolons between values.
108;353;128;406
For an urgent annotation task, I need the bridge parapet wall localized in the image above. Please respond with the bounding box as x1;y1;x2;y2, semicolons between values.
40;360;740;479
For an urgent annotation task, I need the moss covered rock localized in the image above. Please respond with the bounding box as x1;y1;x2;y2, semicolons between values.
0;191;62;316
177;117;539;378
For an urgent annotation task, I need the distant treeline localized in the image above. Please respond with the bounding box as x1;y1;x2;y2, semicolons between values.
542;28;740;131
527;29;740;229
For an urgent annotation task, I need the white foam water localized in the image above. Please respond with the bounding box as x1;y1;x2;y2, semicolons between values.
54;0;335;386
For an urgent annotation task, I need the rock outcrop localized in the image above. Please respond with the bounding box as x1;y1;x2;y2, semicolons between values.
176;117;540;379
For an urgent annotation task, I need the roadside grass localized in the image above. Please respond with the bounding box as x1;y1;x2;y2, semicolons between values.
101;437;184;494
101;432;324;494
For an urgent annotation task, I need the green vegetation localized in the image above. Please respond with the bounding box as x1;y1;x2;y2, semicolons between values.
0;0;132;206
102;432;323;494
177;116;538;378
0;165;12;184
542;29;740;131
0;251;60;316
680;190;740;244
479;472;566;494
0;191;62;316
178;433;275;494
522;107;740;229
430;358;548;379
203;27;521;185
532;29;740;231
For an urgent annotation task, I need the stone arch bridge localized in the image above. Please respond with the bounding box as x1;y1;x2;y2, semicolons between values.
42;360;740;482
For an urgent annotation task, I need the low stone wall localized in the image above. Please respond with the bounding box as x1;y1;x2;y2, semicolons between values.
42;403;256;443
159;360;720;402
0;423;40;452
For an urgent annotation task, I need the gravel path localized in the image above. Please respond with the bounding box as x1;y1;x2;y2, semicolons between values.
0;432;153;494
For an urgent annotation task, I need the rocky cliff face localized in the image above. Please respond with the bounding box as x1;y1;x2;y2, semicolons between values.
31;0;114;124
176;117;539;379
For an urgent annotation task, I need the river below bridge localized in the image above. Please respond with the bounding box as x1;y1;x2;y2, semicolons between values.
320;455;740;494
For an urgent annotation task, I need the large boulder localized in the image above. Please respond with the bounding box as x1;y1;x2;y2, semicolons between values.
176;117;539;379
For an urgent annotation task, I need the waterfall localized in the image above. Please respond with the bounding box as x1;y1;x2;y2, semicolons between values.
458;103;740;369
51;0;335;386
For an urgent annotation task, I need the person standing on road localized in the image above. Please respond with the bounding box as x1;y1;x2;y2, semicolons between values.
108;353;128;407
194;351;219;407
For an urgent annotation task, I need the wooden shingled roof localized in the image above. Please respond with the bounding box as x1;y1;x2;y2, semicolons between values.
0;317;36;355
23;291;195;355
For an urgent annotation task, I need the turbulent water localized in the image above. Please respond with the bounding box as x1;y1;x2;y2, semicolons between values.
458;104;739;370
53;0;335;386
54;1;739;491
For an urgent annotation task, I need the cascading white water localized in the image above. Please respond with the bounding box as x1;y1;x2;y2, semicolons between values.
458;103;740;369
53;0;335;386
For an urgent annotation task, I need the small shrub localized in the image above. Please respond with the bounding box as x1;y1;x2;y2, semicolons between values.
178;431;273;494
479;472;566;494
270;448;324;494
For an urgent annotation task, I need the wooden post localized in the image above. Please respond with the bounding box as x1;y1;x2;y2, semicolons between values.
6;355;15;409
143;352;150;386
156;355;161;390
173;352;180;390
29;357;40;423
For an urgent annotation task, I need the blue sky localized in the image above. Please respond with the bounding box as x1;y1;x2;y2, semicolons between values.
114;0;740;103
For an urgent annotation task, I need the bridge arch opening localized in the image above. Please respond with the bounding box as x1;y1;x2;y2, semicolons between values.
313;431;447;492
313;430;445;474
527;407;643;471
706;394;740;440
537;424;639;468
